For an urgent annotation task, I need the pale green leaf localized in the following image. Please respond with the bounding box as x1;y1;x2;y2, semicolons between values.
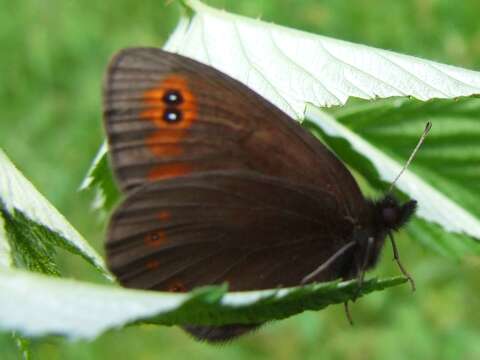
0;268;406;340
0;149;110;277
165;0;480;119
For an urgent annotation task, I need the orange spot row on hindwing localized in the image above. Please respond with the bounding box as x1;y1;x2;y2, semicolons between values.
145;260;160;270
144;230;168;248
157;211;171;221
140;74;198;181
167;280;187;292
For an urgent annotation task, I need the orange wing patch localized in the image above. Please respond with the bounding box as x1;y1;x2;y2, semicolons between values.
148;163;190;181
140;74;198;181
145;130;184;157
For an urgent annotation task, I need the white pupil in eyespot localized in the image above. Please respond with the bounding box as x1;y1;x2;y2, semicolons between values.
167;93;178;102
167;112;178;121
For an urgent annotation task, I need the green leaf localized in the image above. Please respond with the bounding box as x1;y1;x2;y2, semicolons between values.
0;268;406;340
12;332;30;360
0;216;12;269
305;97;480;255
0;149;111;278
80;143;120;212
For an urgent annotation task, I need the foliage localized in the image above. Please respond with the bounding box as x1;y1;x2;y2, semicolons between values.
0;0;480;359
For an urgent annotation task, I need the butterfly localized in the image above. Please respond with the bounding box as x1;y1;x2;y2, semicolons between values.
103;47;419;342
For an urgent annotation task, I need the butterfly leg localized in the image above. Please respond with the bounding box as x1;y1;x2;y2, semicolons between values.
301;241;356;284
343;301;354;326
353;237;374;301
389;233;416;292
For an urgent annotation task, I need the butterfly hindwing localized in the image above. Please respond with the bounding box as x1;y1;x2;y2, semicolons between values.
106;171;355;292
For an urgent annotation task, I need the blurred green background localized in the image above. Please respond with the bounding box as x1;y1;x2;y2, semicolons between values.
1;0;480;359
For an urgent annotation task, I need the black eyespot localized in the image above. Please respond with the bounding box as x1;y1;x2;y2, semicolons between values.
162;90;183;105
163;108;182;123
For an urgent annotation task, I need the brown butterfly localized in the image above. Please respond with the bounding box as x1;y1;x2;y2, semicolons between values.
103;47;418;342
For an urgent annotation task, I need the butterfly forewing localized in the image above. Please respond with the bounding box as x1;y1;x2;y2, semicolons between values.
103;48;367;218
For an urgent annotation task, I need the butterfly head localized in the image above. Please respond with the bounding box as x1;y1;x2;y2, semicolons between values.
349;195;417;273
337;195;418;295
375;194;417;232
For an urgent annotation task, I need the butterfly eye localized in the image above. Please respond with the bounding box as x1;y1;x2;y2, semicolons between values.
382;207;398;226
162;90;183;105
163;108;182;123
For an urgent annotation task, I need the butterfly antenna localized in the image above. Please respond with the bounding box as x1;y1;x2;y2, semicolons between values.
388;122;432;194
